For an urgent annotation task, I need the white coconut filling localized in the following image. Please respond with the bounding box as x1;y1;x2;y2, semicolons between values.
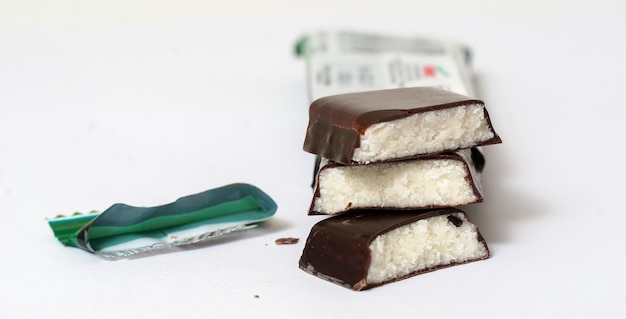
313;159;477;214
366;213;487;284
353;104;494;163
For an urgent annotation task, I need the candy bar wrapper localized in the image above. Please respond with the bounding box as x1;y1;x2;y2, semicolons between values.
295;30;477;101
48;183;277;258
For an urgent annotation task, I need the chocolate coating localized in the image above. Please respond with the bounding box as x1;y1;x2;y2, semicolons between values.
303;87;501;165
299;208;489;291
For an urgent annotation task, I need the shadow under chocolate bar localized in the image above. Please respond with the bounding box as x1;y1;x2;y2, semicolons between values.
299;208;490;291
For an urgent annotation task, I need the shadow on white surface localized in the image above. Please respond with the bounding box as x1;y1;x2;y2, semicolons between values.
461;146;550;248
457;71;550;246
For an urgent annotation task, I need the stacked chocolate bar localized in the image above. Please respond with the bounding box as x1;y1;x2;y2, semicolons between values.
298;87;502;290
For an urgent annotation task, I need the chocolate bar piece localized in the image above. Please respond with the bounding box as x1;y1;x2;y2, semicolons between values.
303;87;501;165
299;208;489;291
309;149;483;215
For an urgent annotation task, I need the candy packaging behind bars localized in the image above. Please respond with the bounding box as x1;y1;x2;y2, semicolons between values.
295;31;477;100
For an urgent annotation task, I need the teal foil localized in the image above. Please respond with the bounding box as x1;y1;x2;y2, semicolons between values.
48;183;277;258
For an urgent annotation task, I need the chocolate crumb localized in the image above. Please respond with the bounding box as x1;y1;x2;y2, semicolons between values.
447;215;463;227
275;237;299;245
254;294;260;299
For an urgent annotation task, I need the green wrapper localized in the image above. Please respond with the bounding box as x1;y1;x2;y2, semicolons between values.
48;183;277;258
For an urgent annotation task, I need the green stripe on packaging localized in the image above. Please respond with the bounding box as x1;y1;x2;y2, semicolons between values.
47;183;277;257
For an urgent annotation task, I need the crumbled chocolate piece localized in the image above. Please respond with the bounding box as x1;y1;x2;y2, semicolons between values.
447;215;464;227
275;237;300;245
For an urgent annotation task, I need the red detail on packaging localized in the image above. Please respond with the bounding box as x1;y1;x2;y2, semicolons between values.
423;65;436;77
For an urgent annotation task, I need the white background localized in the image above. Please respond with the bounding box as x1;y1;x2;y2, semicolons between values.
1;1;625;318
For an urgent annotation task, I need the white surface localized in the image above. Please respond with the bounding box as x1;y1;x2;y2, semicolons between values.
1;1;625;318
